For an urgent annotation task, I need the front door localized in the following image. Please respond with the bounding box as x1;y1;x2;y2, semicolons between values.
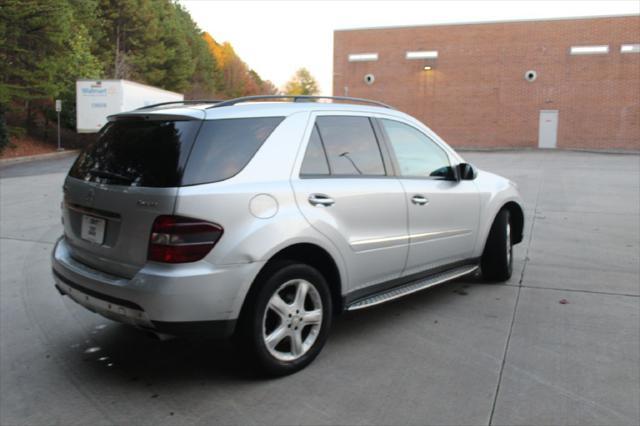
378;118;480;276
538;110;558;149
291;113;409;292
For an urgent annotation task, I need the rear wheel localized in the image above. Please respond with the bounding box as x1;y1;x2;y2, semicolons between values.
238;261;332;376
481;209;513;281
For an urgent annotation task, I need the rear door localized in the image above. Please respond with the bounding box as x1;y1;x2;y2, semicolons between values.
377;118;480;276
291;113;408;293
62;117;202;278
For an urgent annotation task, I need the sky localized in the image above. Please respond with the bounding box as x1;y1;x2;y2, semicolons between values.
180;0;640;95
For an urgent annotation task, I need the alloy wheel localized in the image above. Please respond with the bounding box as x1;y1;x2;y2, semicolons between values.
262;279;323;362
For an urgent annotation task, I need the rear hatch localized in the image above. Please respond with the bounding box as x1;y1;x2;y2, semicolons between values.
62;115;202;278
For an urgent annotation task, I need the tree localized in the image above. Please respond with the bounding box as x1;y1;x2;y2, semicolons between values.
0;0;75;122
202;32;230;95
55;23;103;129
0;104;8;153
259;80;280;95
179;8;219;99
202;32;274;98
284;68;319;96
0;0;278;153
95;0;140;79
213;41;251;98
246;70;279;95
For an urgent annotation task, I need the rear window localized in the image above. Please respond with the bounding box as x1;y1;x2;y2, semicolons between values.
181;117;284;185
69;119;201;187
69;116;284;187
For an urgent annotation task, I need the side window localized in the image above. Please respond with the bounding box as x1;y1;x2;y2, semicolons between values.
315;116;385;176
300;125;330;175
381;119;451;178
182;117;283;185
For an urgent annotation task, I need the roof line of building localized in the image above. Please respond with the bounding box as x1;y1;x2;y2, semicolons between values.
334;13;639;33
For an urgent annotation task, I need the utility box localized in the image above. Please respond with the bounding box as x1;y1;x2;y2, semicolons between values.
76;79;183;133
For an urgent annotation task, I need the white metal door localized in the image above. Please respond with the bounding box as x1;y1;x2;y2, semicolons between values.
538;110;558;149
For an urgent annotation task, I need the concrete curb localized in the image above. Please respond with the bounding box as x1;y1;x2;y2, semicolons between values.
0;149;79;167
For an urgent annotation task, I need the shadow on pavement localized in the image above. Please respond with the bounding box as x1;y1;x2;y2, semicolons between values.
74;274;488;385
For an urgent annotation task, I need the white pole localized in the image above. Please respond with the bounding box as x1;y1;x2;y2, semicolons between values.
55;99;63;151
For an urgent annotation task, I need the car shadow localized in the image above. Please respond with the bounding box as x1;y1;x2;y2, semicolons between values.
77;273;489;384
331;273;485;338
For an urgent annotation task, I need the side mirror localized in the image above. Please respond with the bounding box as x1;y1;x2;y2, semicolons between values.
457;163;477;180
430;166;458;180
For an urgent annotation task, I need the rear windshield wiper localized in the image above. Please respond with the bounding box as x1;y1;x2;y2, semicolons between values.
88;169;134;183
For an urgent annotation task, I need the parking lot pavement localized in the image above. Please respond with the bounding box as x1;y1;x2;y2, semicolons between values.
1;151;638;426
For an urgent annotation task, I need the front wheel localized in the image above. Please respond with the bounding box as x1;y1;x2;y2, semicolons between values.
238;262;332;376
481;209;513;281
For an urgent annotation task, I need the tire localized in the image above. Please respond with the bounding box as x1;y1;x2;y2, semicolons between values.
481;209;513;282
237;261;332;376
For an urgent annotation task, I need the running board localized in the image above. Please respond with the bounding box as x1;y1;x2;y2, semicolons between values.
346;264;479;311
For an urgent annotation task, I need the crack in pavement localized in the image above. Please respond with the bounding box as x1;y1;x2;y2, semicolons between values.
0;236;55;245
501;282;640;298
488;162;544;426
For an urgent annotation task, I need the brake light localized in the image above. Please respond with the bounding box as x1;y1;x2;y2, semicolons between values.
148;215;223;263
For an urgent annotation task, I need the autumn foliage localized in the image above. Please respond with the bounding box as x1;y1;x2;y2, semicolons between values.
0;0;279;153
202;32;278;98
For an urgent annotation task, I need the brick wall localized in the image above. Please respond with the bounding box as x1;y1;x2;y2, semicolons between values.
333;16;640;150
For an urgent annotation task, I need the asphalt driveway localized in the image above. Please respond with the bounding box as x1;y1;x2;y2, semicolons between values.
1;150;638;426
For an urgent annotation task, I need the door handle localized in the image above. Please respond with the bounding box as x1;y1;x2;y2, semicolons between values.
411;195;429;206
308;194;335;207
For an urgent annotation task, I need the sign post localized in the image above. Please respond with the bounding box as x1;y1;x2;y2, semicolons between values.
55;99;63;151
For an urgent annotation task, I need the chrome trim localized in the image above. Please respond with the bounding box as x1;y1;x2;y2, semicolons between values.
350;229;470;249
308;194;335;207
347;265;478;311
66;202;121;222
409;229;471;243
411;195;429;205
350;234;409;247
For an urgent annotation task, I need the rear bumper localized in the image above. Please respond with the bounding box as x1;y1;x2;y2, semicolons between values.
51;237;264;338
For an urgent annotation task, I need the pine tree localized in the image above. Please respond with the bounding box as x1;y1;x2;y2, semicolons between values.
0;0;276;153
0;0;75;129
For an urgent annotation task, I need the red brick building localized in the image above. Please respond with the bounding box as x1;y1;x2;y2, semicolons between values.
333;15;640;151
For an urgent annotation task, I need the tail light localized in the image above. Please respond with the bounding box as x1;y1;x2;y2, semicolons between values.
148;215;223;263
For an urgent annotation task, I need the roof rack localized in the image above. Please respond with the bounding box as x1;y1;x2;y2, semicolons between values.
136;99;222;110
206;95;394;109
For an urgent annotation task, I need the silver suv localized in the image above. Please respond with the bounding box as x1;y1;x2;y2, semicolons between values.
52;96;524;375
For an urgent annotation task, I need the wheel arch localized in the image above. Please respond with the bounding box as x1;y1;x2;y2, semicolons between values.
502;201;524;245
479;200;525;256
239;243;345;320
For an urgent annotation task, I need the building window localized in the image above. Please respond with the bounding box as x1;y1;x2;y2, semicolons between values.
406;50;438;59
621;44;640;53
348;53;378;62
569;45;609;55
